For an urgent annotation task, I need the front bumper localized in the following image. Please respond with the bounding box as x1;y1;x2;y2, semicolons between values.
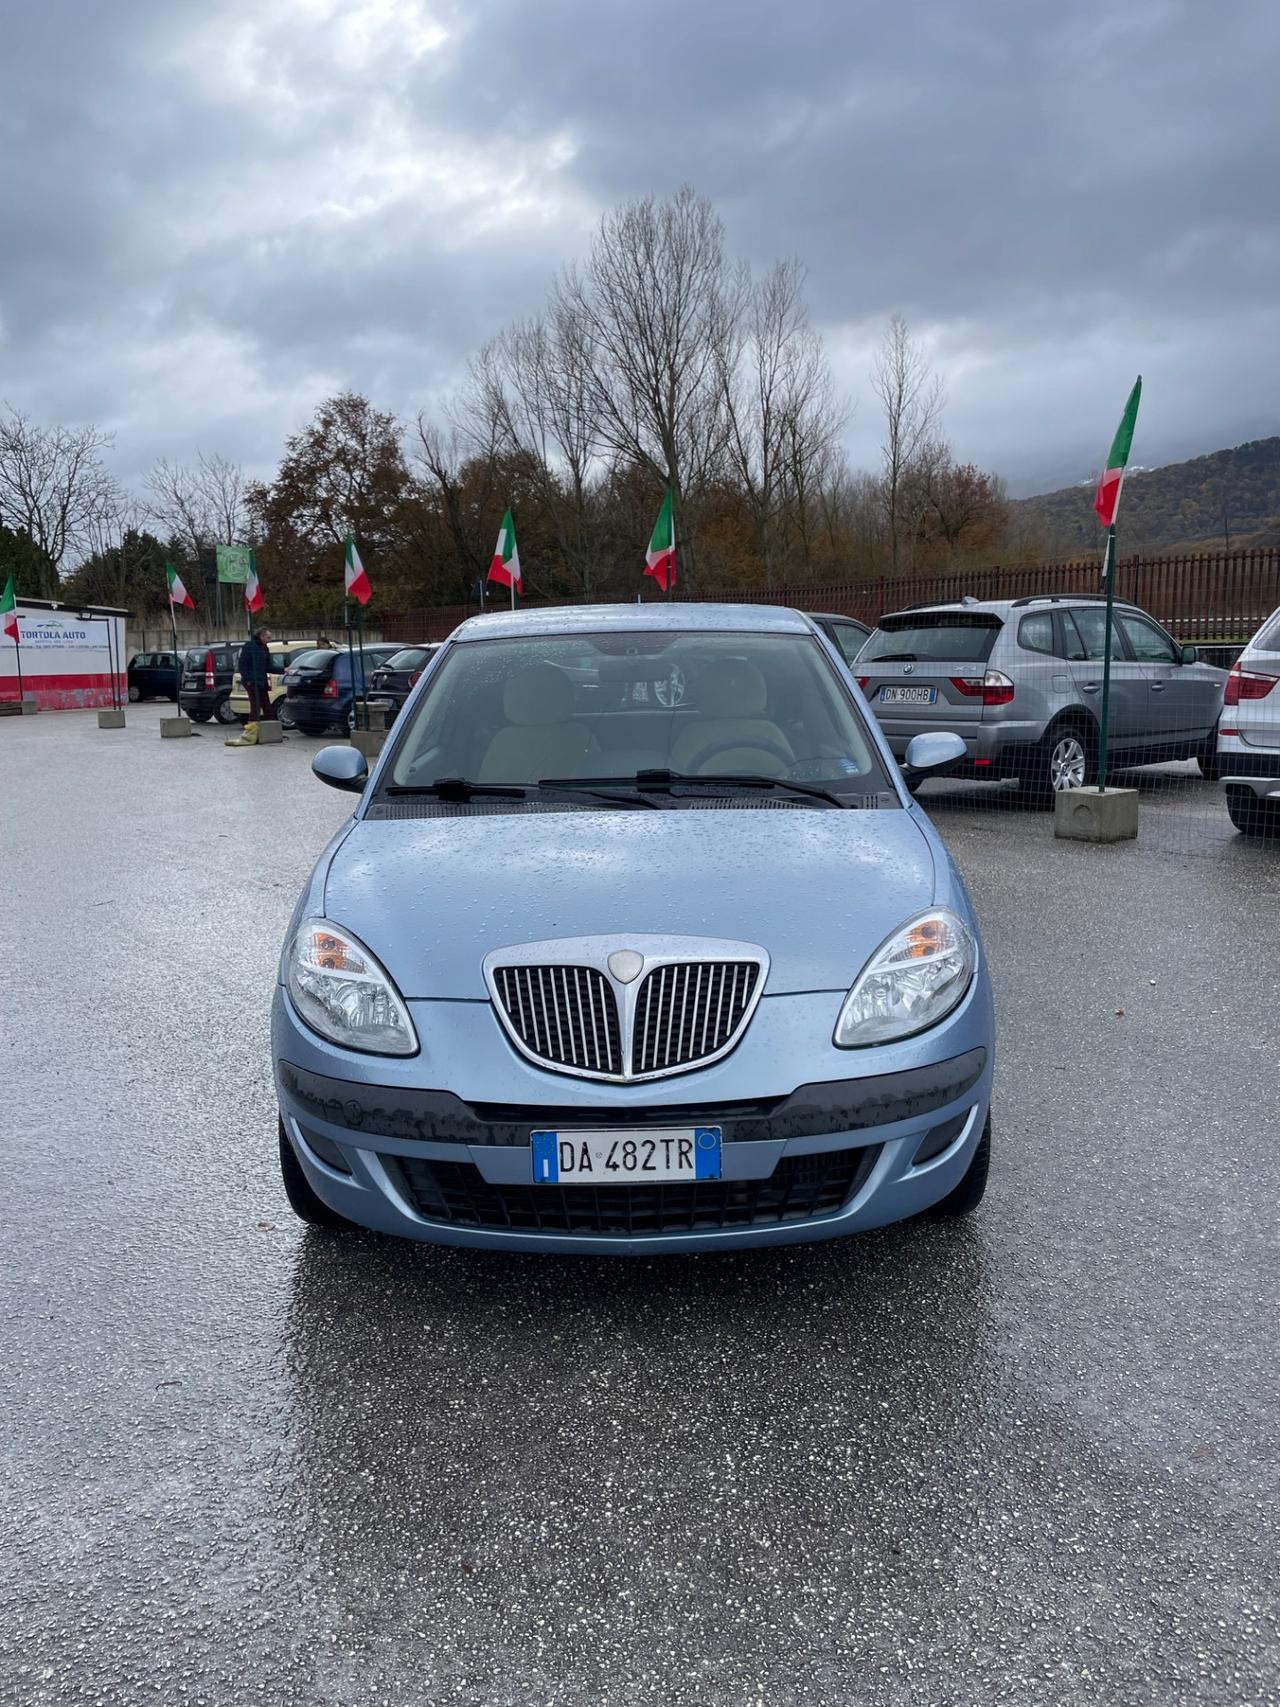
272;977;995;1253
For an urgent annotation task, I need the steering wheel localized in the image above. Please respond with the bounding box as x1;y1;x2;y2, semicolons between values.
681;736;795;775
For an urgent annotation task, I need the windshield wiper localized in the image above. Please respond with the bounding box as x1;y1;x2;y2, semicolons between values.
867;651;918;663
536;777;660;808
632;769;851;809
385;777;528;800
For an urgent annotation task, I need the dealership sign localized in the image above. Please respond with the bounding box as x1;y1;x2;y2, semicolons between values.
15;614;112;650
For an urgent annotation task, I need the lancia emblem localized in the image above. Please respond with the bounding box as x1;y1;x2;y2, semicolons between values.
608;949;644;984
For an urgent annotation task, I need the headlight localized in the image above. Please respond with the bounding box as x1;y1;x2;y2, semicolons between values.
285;919;417;1056
834;909;975;1048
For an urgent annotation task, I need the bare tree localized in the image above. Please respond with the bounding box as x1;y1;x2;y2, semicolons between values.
145;457;213;563
0;407;115;587
872;317;944;573
554;186;747;577
719;262;848;585
197;452;248;545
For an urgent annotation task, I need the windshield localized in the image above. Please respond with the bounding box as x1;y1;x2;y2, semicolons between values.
862;612;1002;665
386;630;889;796
289;649;336;671
383;647;431;670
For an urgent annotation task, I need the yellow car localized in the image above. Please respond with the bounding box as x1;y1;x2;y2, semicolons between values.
228;640;321;724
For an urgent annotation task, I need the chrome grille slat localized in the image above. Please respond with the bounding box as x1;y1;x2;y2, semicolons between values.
492;955;761;1080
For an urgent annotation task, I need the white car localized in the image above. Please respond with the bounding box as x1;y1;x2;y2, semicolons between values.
1218;607;1280;837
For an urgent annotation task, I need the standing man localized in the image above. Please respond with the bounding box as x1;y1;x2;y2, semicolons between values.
226;625;276;748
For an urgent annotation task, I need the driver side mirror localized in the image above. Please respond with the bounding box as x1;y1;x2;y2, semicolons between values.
903;731;967;780
312;745;369;793
1180;644;1199;665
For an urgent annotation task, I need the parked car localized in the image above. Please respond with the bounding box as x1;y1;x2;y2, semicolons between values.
228;640;319;725
366;645;440;726
808;612;872;667
179;642;243;724
279;644;404;735
273;602;994;1253
127;650;185;701
1218;606;1280;838
856;595;1226;798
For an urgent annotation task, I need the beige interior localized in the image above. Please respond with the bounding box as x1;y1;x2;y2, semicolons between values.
668;659;794;775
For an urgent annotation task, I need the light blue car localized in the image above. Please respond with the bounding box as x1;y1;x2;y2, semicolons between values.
273;604;995;1254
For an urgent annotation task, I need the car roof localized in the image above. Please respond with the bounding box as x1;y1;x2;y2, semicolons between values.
808;611;869;625
453;603;814;641
877;594;1147;623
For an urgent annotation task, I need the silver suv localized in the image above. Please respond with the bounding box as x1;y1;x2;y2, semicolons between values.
856;595;1226;796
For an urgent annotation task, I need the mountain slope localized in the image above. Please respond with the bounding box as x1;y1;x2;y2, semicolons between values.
1014;438;1280;555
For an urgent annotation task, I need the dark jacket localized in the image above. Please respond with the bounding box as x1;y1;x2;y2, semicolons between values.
239;635;272;688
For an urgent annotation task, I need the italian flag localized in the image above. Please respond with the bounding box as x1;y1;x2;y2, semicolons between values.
166;563;195;609
644;487;676;592
1;575;18;643
344;534;371;605
1094;376;1142;530
487;509;522;593
244;553;263;614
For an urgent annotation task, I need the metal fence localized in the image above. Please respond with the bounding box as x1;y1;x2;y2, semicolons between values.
382;549;1280;645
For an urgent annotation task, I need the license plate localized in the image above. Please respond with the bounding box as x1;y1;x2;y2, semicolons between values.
531;1127;721;1184
879;685;937;705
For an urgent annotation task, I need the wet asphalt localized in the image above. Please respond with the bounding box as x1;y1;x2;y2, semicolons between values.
2;705;1278;1706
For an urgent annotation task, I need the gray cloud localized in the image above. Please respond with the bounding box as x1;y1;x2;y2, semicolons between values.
2;0;1277;503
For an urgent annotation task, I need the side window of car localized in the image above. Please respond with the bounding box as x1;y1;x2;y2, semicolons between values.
1117;613;1177;664
832;626;865;666
1063;608;1125;663
1018;613;1057;656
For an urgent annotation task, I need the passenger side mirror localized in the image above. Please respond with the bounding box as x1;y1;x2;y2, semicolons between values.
1180;644;1199;665
903;731;967;779
312;745;369;793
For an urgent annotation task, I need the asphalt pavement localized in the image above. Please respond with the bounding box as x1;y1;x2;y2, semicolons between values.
3;705;1278;1706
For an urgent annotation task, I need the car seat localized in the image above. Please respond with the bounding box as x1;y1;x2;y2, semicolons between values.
668;659;795;775
476;663;597;782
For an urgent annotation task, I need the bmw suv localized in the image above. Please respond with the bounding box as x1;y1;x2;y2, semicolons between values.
857;596;1226;797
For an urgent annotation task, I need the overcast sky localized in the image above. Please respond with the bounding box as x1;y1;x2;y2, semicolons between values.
3;0;1278;499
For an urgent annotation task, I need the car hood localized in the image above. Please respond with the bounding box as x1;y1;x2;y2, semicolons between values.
320;806;937;999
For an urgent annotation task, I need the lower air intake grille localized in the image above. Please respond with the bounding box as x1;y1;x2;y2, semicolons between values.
387;1146;880;1236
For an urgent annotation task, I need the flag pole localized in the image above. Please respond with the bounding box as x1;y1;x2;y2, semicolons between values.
356;601;368;732
1097;524;1117;794
344;597;356;731
168;593;183;716
14;626;24;706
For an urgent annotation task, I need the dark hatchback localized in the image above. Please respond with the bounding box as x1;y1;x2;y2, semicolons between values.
179;643;242;724
808;613;872;667
281;645;404;735
127;650;187;701
366;645;439;725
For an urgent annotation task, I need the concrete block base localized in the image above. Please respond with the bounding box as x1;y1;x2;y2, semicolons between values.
97;709;127;728
1054;786;1138;843
0;696;38;716
350;728;386;759
160;716;195;739
257;721;285;744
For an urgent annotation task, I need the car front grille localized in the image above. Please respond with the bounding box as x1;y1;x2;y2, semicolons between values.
492;964;623;1076
386;1146;880;1236
491;957;762;1080
632;960;759;1076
